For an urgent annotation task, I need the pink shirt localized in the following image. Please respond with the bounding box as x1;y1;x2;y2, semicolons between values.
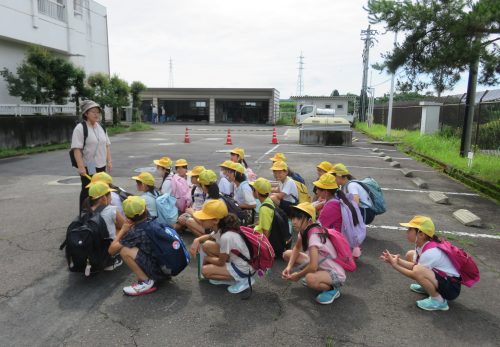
302;231;346;283
318;198;342;232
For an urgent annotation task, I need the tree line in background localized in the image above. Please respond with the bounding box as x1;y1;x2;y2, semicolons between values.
0;45;146;124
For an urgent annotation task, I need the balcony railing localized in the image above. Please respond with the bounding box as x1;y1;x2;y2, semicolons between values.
0;104;76;116
38;0;66;22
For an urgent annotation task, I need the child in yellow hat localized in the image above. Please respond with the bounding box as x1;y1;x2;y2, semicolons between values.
189;200;255;294
171;159;192;213
225;162;257;223
230;147;256;182
282;202;346;305
381;216;460;311
153;156;173;195
270;160;299;216
131;172;159;218
218;160;234;197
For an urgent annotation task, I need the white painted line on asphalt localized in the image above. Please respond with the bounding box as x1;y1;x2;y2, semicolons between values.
254;144;280;164
282;151;412;160
157;143;176;146
382;187;479;196
367;224;500;240
284;129;290;136
347;165;434;173
204;138;224;141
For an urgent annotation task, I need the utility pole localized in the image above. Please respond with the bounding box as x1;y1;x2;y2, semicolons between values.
296;51;305;96
460;56;479;157
360;25;378;122
168;57;174;88
386;32;397;137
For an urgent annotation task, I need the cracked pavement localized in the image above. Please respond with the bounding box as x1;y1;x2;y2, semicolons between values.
0;124;499;346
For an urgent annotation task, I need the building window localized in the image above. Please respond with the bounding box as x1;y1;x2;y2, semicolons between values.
325;104;331;109
195;101;206;108
38;0;67;22
337;104;344;109
245;102;257;107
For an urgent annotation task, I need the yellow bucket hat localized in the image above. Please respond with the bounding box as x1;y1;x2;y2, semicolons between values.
188;165;206;177
123;196;147;218
85;172;113;188
270;152;287;162
313;173;339;190
219;160;234;169
250;177;272;195
88;181;116;199
331;163;350;176
193;199;228;220
230;162;246;174
292;202;317;222
400;215;435;238
198;169;218;186
175;159;188;167
271;160;288;171
230;147;245;160
131;172;155;186
153;156;172;169
317;161;334;173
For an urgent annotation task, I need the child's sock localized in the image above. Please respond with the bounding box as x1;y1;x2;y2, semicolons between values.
432;294;444;302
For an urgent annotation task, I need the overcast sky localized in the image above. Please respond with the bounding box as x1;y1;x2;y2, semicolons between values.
99;0;470;98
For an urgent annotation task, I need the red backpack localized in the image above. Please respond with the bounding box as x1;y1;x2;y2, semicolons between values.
421;240;480;287
311;225;356;272
232;226;275;276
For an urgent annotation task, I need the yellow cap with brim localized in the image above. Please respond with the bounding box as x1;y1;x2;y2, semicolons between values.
270;153;287;162
271;160;288;171
230;147;245;160
400;215;435;238
193;199;228;220
317;161;334;173
230;162;246;174
188;165;206;177
250;177;272;195
123;196;147;218
85;172;113;188
131;172;156;186
292;202;317;222
313;173;339;190
219;160;234;169
198;169;218;186
88;181;116;199
331;163;349;176
175;159;188;167
153;156;172;169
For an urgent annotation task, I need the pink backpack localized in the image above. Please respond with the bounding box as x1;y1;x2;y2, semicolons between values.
421;240;480;287
232;226;275;276
171;174;192;213
311;226;356;272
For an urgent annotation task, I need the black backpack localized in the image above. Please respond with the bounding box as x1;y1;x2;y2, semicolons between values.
69;120;107;168
60;205;111;276
261;202;291;259
220;194;253;226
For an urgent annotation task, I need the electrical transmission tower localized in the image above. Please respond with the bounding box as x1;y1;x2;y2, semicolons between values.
296;52;305;96
359;25;378;122
168;57;174;88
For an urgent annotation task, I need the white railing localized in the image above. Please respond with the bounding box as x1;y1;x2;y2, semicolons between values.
0;104;76;116
38;0;67;22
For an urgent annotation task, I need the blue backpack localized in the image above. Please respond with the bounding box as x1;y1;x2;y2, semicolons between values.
156;194;178;227
289;171;305;184
143;220;190;276
348;177;386;215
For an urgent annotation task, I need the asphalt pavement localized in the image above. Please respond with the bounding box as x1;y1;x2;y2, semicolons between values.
0;124;499;347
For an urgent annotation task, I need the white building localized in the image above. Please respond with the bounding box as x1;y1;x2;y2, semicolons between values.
0;0;109;104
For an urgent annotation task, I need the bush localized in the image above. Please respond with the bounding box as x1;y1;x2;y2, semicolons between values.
477;119;500;149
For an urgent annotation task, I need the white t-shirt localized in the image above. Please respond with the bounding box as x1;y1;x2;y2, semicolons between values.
99;205;117;239
344;181;372;208
218;230;252;274
191;186;206;211
279;177;299;203
415;242;460;277
218;174;234;196
71;122;110;168
234;181;256;206
160;173;173;195
110;191;124;216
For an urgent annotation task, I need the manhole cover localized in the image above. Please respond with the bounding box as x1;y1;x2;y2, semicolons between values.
47;176;82;186
134;166;156;173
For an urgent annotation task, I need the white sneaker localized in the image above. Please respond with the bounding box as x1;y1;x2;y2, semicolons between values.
209;279;236;286
227;277;255;294
104;258;123;271
123;279;157;296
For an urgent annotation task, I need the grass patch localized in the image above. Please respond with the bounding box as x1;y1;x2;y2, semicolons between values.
276;117;294;125
0;142;70;159
356;122;500;186
129;122;153;132
106;122;153;136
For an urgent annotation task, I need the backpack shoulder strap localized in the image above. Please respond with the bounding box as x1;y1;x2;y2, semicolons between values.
81;121;88;149
261;202;275;211
191;185;197;201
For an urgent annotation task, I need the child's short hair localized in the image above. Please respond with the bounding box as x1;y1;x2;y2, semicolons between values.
219;213;241;233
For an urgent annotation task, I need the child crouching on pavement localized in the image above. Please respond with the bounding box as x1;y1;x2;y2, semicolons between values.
380;215;461;311
109;196;169;296
282;202;346;305
189;200;255;294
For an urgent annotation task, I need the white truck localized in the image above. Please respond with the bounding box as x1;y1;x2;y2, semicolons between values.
296;105;354;125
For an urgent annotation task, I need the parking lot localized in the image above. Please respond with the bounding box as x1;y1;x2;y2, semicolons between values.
0;124;499;346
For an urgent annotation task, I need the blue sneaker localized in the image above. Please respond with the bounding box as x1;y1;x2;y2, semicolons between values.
410;283;427;294
315;288;340;305
227;277;255;294
416;297;449;311
209;279;236;286
300;277;308;287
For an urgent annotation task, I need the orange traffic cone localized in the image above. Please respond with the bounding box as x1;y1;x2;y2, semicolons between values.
184;127;190;143
271;128;279;144
225;129;233;145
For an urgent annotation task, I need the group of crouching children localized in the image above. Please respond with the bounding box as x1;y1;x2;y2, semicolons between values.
72;147;472;311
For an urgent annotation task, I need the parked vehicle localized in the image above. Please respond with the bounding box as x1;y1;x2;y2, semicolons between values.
297;105;354;125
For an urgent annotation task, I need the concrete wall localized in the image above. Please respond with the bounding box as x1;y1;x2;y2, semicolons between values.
0;115;77;148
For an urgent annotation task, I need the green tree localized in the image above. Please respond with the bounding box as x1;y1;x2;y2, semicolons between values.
130;81;147;122
0;45;79;104
331;89;340;96
109;75;130;125
69;67;91;116
367;0;500;156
